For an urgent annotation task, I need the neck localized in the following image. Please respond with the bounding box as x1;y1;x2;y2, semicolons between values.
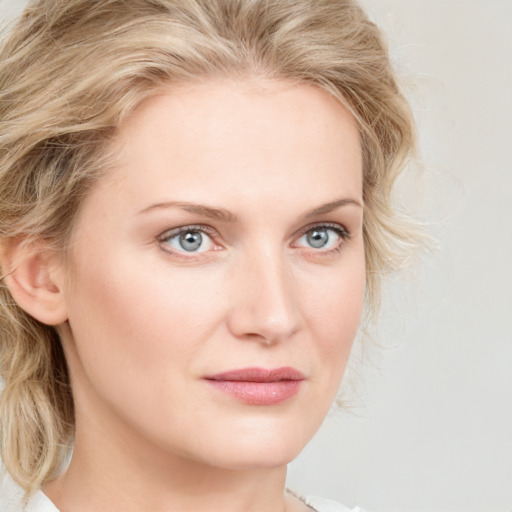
44;413;292;512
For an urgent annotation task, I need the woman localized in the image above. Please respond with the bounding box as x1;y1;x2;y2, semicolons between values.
0;1;420;511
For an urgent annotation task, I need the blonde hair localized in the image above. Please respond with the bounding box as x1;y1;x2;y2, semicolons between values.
0;0;420;496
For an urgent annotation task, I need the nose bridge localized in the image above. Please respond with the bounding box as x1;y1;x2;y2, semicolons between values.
227;243;300;343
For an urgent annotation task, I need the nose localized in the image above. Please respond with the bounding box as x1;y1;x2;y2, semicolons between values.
226;248;301;345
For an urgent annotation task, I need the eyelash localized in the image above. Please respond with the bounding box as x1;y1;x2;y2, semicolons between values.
158;222;351;260
294;222;351;255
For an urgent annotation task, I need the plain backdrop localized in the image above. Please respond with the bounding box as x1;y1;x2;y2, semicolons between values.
0;1;511;512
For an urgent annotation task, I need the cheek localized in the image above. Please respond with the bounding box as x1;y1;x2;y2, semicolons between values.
302;255;365;377
62;253;232;446
68;257;223;360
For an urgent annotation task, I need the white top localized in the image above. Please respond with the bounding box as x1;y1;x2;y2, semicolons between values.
1;471;364;512
297;494;365;512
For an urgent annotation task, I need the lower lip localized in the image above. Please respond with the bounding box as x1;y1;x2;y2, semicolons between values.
205;380;302;405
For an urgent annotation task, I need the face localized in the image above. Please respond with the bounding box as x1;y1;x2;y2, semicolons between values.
59;79;365;471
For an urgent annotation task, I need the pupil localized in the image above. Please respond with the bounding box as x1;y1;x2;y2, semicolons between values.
180;231;202;251
307;229;328;248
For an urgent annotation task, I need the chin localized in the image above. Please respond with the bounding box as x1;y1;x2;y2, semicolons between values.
174;414;321;471
197;440;305;471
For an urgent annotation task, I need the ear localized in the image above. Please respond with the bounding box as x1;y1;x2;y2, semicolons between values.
1;239;68;326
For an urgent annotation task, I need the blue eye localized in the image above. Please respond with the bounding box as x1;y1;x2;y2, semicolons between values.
297;225;347;251
159;223;348;258
161;227;215;253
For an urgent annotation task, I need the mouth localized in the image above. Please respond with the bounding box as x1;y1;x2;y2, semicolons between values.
204;367;305;405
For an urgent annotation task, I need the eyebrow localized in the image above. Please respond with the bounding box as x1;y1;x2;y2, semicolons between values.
139;197;362;222
139;202;237;222
304;198;363;218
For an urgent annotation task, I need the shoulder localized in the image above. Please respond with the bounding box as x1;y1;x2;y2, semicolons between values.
301;494;367;512
0;469;59;512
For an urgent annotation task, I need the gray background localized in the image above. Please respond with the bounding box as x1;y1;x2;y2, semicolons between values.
289;2;512;511
1;1;511;511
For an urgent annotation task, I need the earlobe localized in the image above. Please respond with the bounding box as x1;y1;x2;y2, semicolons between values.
1;240;68;326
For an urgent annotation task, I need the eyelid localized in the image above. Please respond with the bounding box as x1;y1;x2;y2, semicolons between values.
156;221;351;259
158;222;350;242
291;222;351;254
294;221;351;240
158;224;218;243
157;224;222;259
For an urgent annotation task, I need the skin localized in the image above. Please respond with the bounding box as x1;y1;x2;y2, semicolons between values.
43;78;365;512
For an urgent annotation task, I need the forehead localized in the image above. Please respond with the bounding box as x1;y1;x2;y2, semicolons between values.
89;78;363;216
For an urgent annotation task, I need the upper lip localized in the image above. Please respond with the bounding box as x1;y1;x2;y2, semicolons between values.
205;367;305;382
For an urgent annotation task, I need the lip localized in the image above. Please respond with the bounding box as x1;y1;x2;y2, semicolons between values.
204;367;305;405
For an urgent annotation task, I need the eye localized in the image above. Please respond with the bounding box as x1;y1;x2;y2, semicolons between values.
295;224;349;252
159;226;216;254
